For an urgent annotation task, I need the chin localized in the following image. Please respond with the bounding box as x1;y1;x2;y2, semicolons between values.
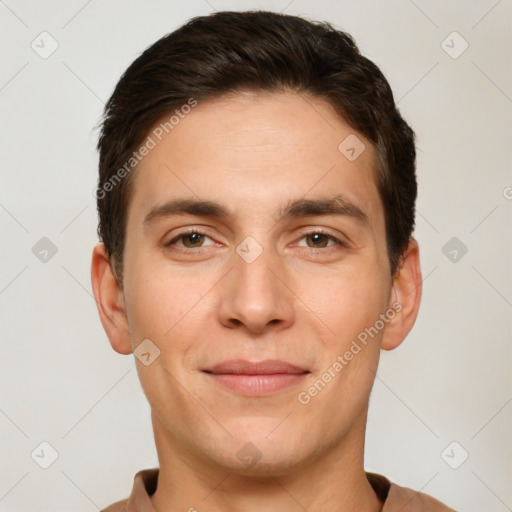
221;447;307;478
205;421;312;477
232;458;300;478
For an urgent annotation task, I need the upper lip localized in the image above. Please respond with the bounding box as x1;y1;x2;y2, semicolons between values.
205;359;309;375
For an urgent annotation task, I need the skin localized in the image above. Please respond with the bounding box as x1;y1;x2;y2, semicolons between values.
91;90;422;511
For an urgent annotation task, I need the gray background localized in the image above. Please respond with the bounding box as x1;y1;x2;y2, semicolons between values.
1;0;511;510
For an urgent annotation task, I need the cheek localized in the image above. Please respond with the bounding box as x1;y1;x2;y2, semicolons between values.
123;261;214;368
123;265;188;340
295;264;390;348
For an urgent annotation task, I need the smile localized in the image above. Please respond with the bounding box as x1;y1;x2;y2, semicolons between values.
203;359;310;397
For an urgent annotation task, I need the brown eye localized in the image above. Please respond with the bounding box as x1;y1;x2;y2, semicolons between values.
297;231;345;250
305;232;331;248
181;232;205;248
165;231;215;250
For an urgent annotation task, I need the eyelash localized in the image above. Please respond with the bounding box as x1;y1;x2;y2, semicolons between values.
165;228;348;252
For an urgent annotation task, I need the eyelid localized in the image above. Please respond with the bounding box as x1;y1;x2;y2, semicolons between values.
165;227;349;251
165;227;217;248
293;228;349;249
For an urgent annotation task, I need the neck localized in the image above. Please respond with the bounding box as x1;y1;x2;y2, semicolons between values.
149;411;382;512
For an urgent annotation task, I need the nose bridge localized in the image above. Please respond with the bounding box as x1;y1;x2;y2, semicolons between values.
218;236;294;332
237;242;276;294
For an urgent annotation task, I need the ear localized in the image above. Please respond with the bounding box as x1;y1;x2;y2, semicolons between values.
381;238;422;351
91;242;132;355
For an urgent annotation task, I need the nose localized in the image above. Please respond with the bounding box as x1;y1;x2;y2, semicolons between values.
217;241;295;335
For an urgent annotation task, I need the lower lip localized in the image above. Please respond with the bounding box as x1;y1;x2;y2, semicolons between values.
205;373;308;396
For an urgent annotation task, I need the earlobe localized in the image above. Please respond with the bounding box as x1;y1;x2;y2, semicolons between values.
90;242;133;355
381;238;422;351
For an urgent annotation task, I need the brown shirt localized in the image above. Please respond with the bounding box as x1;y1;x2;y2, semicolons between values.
101;468;456;511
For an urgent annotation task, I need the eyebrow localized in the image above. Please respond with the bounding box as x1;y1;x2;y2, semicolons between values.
142;194;369;228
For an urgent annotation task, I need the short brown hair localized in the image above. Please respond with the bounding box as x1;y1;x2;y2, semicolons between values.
96;10;416;282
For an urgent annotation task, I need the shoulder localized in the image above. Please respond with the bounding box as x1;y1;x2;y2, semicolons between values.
386;481;456;511
366;472;456;511
101;498;128;512
100;467;158;512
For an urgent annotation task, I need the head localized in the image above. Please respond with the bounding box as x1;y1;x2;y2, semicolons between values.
92;10;422;475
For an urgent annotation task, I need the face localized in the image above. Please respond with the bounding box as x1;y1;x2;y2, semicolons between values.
106;91;406;474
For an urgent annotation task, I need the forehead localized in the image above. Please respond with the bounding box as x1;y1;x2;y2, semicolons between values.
127;91;383;229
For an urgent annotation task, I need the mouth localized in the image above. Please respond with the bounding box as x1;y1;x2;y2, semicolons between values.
202;359;310;397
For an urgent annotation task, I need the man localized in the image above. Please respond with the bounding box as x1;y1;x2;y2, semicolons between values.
91;10;455;511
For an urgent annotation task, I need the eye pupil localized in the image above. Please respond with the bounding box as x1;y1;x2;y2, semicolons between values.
307;233;328;248
171;231;338;251
184;232;203;247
